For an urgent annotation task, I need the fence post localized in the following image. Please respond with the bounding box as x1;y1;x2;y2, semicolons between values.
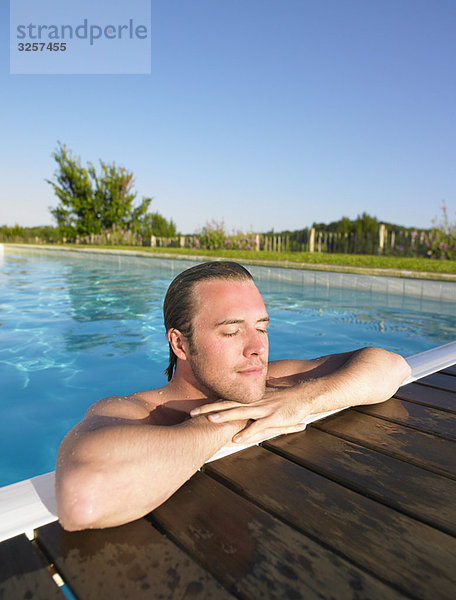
404;231;409;256
151;235;156;247
255;234;260;251
309;228;315;252
378;224;386;255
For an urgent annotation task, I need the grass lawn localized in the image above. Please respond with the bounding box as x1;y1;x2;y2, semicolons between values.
21;243;456;279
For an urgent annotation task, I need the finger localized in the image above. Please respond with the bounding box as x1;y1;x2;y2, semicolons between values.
190;401;244;417
206;404;274;423
233;421;306;445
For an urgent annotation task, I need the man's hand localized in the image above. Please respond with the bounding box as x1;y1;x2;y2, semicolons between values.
190;385;309;445
56;402;249;531
190;347;411;446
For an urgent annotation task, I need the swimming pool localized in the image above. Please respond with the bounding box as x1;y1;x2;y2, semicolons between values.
1;246;456;487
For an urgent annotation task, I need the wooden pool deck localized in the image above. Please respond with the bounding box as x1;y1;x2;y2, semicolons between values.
1;365;456;599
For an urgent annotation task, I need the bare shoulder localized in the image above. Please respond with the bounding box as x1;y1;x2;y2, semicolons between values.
70;387;169;435
84;390;161;421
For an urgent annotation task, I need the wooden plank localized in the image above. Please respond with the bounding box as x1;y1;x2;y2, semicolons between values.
355;398;456;441
264;428;456;536
441;365;456;376
205;446;456;600
152;471;408;600
0;533;64;599
36;518;234;600
394;383;456;413
314;410;456;479
417;372;456;393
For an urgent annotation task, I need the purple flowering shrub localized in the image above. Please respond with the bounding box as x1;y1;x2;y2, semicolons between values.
194;220;257;251
424;203;456;259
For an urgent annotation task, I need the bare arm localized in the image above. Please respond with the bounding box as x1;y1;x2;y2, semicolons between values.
191;347;411;444
56;397;245;531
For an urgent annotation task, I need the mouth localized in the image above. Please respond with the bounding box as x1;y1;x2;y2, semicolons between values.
237;366;265;376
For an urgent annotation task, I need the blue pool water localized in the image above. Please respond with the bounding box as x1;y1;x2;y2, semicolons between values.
1;246;456;487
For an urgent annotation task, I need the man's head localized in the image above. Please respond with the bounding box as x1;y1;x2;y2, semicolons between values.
163;261;269;403
163;261;255;381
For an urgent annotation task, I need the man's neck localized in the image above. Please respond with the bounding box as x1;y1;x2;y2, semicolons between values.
164;361;214;402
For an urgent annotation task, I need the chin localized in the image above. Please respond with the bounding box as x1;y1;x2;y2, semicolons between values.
234;382;266;404
191;364;266;404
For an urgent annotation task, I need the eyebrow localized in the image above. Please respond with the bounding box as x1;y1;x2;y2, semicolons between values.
215;317;270;327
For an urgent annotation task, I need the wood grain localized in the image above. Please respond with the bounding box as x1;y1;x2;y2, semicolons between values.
0;533;63;599
355;397;456;440
441;365;456;377
36;518;234;600
152;471;408;600
205;445;456;600
314;410;456;479
417;373;456;393
264;427;456;535
394;382;456;413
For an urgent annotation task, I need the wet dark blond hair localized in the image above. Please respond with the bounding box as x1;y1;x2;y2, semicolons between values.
163;261;254;380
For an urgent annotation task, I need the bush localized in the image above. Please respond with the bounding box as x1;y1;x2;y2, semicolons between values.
77;225;143;246
193;220;227;250
0;224;62;243
424;203;456;260
140;212;177;239
193;220;257;251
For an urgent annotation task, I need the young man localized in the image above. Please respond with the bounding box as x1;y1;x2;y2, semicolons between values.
56;261;411;531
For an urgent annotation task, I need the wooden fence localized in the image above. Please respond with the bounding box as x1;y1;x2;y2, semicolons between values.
149;225;431;257
1;225;433;257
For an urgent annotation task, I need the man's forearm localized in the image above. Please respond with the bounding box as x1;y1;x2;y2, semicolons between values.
191;347;411;445
56;415;244;531
301;346;411;416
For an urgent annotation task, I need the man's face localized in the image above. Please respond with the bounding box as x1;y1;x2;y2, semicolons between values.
185;278;269;404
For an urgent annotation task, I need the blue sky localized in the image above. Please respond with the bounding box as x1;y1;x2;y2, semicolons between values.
1;0;455;234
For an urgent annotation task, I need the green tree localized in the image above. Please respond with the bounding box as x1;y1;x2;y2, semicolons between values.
47;142;151;239
354;212;378;237
336;217;352;235
140;212;177;238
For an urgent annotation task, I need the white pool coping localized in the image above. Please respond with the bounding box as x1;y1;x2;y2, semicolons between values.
1;341;455;543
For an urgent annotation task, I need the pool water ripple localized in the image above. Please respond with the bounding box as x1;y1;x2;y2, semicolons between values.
1;247;455;486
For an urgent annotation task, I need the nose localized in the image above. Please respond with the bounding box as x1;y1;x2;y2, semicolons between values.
243;328;267;358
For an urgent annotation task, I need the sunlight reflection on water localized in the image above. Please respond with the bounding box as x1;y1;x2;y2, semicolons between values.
1;247;455;486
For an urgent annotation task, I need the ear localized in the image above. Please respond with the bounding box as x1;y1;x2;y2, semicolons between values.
167;328;190;361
